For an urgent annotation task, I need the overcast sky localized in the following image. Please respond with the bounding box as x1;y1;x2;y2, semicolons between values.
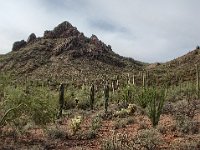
0;0;200;62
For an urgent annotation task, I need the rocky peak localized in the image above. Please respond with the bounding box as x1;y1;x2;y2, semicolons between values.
90;34;99;41
27;33;36;43
43;21;80;39
12;40;27;51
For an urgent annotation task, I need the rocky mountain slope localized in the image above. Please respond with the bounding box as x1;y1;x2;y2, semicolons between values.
0;21;144;83
147;47;200;85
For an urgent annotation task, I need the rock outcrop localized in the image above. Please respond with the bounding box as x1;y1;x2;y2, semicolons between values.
12;40;27;51
27;33;36;43
44;21;80;39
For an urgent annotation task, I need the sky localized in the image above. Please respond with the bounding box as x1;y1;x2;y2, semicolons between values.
0;0;200;63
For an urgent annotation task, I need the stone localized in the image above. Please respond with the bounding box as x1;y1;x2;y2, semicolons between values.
12;40;26;51
27;33;36;43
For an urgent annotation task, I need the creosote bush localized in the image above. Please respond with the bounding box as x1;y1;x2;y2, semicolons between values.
132;128;164;149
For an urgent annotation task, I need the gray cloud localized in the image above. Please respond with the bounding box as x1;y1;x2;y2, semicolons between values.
0;0;200;62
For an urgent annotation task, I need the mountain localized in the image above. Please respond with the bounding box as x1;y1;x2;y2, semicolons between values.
0;21;144;83
147;47;200;85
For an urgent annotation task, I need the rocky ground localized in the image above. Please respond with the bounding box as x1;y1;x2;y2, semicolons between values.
1;101;200;150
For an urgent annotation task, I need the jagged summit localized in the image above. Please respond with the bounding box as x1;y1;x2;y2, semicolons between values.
0;21;143;82
43;21;79;39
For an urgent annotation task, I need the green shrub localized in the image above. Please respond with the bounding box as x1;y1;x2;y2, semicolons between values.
46;127;66;139
132;128;164;149
134;87;152;108
101;133;129;150
76;86;90;110
170;139;199;150
113;119;127;129
1;83;57;127
176;115;199;134
91;114;102;131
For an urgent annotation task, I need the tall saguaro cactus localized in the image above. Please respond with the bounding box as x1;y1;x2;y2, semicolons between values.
132;74;135;85
104;81;109;113
142;71;146;88
58;83;65;118
127;73;130;85
196;64;200;99
90;83;95;110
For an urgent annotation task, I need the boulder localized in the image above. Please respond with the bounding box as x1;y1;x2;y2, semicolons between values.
12;40;26;51
27;33;36;43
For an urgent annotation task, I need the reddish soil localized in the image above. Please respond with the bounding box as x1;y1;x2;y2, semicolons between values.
0;107;199;150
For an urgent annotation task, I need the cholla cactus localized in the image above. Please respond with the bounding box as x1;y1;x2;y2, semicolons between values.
58;83;64;118
90;83;95;110
104;81;109;113
70;115;82;135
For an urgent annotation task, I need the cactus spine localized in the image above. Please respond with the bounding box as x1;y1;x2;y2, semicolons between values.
58;83;65;118
104;81;109;113
90;83;95;110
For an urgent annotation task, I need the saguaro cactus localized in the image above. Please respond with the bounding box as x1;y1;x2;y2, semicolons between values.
104;81;109;113
58;83;65;118
127;73;130;84
90;83;95;110
132;74;135;85
142;71;146;88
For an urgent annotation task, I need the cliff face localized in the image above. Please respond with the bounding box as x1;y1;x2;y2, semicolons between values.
0;21;143;82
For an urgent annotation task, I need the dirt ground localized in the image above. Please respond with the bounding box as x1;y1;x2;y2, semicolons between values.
0;103;200;150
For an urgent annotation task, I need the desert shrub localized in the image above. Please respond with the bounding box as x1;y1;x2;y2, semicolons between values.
64;89;76;109
113;119;127;129
46;127;66;139
132;128;164;149
91;114;102;131
170;138;200;150
76;86;90;110
138;120;149;130
1;83;57;128
175;115;199;134
134;87;154;109
118;85;136;106
125;117;135;125
113;104;137;118
162;101;176;115
174;99;198;118
84;129;97;139
166;82;197;102
101;133;130;150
